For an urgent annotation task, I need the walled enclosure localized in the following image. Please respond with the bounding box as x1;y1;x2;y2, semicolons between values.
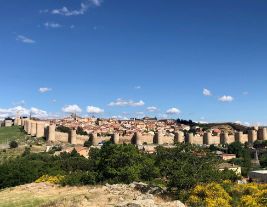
18;118;267;146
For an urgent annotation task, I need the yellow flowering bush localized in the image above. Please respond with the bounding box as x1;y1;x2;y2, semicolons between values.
187;182;267;207
187;182;231;207
235;183;260;195
35;175;64;184
240;195;258;207
255;189;267;206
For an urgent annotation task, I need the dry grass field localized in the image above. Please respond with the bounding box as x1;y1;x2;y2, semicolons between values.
0;182;183;207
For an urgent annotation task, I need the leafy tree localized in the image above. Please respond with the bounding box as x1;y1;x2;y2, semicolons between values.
77;126;88;135
140;155;160;181
84;140;92;148
228;141;243;157
259;153;267;168
56;125;71;133
209;144;219;152
155;144;227;192
90;142;144;183
254;140;267;149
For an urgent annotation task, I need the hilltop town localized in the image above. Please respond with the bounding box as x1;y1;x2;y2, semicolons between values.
1;115;267;206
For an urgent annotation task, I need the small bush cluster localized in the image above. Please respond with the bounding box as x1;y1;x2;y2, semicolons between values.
9;140;18;149
60;171;97;186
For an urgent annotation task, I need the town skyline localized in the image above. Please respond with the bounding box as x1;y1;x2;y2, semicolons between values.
1;0;267;125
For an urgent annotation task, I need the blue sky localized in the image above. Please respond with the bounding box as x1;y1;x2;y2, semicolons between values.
1;0;267;124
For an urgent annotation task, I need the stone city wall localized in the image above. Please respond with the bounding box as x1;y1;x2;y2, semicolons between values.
19;118;267;147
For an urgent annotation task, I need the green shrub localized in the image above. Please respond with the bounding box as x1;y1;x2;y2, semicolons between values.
60;171;96;186
84;140;92;148
22;147;31;157
77;127;88;135
56;125;71;133
9;140;18;149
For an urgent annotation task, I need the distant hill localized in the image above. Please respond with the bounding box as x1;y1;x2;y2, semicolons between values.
200;122;251;134
177;119;252;134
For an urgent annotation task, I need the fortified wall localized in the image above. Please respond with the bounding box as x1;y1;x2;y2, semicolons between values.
13;118;267;146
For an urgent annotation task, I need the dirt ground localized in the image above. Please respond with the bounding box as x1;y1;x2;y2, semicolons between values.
0;183;185;207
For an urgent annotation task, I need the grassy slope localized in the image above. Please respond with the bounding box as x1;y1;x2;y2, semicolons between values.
0;126;27;144
0;126;45;163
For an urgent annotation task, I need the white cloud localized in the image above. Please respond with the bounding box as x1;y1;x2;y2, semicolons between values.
87;106;104;114
166;107;181;115
16;35;35;44
39;87;52;93
147;106;157;112
0;106;29;118
235;120;242;124
0;106;48;119
203;88;212;96
134;86;141;90
218;95;234;102
52;0;102;16
235;121;250;126
44;22;62;28
108;98;145;107
197;121;209;124
62;105;82;114
90;0;102;6
30;107;48;118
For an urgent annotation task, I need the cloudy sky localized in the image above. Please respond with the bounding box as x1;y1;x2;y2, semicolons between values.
1;0;267;124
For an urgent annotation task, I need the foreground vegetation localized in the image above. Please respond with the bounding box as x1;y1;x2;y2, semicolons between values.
0;142;240;205
1;126;267;206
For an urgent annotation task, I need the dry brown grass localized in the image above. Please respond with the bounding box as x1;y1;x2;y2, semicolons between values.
0;182;154;207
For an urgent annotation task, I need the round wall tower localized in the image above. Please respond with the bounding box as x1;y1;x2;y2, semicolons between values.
48;124;56;142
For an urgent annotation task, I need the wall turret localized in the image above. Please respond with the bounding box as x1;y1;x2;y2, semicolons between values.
36;122;45;138
220;132;229;144
235;131;243;142
154;130;163;145
70;129;77;145
112;133;120;144
203;132;212;145
186;133;194;144
133;132;142;145
91;133;98;146
174;131;184;143
248;130;257;144
30;121;37;137
48;124;56;142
